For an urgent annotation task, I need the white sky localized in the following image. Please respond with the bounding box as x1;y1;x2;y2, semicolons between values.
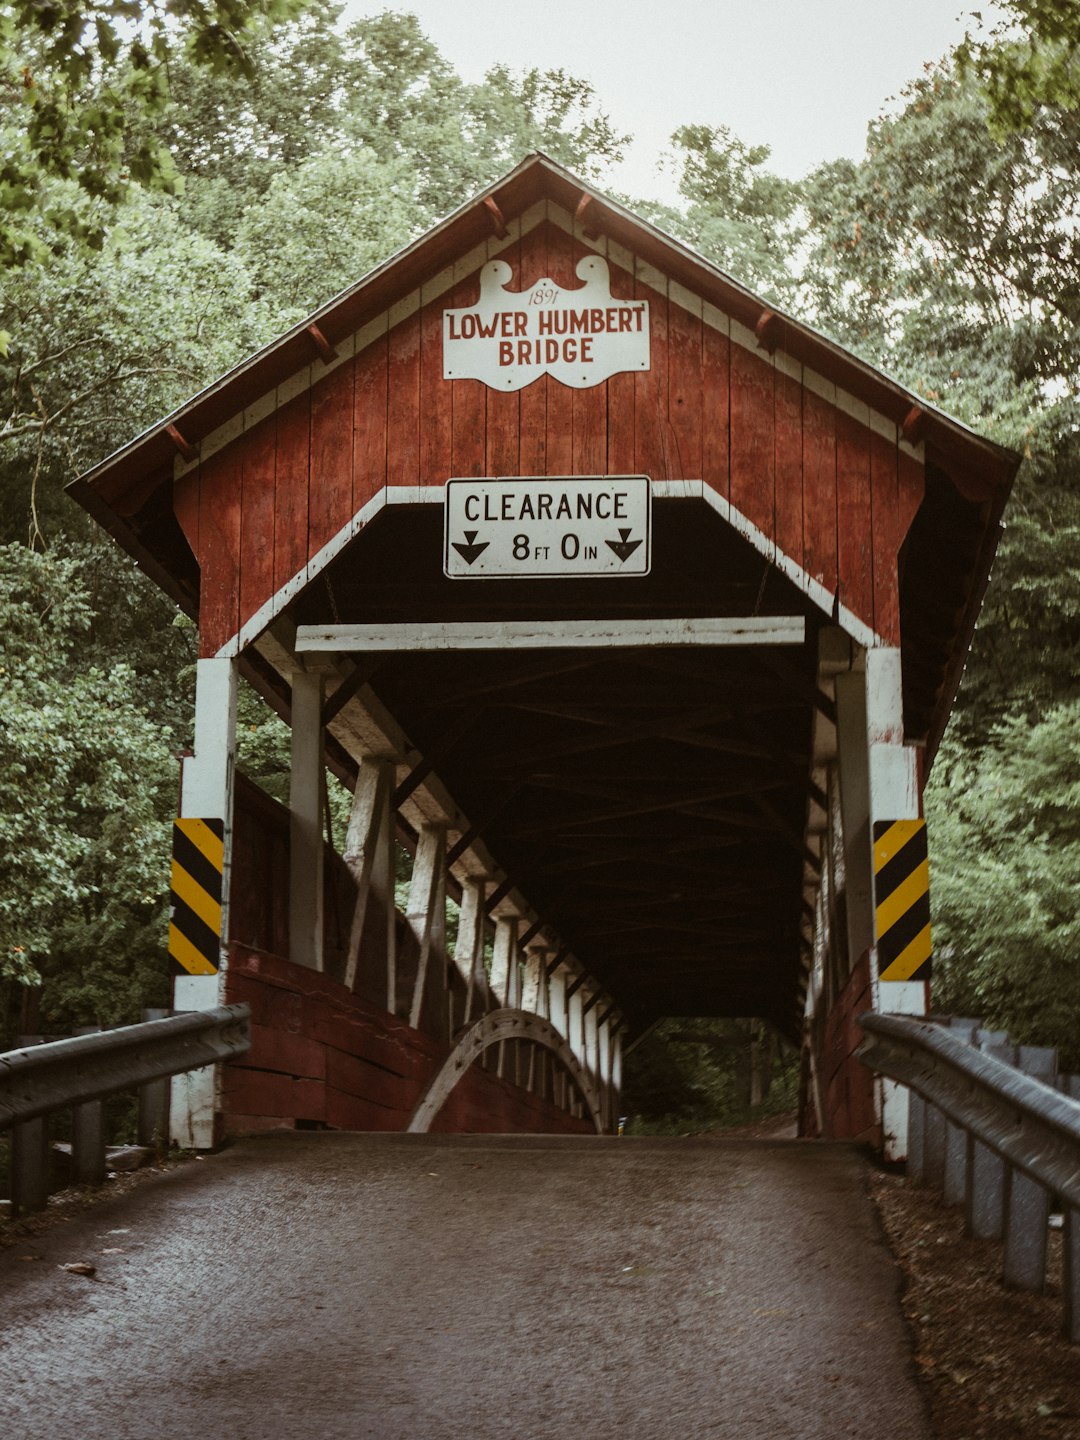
344;1;1003;201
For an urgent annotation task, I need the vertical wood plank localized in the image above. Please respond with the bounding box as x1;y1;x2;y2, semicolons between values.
517;221;549;475
701;315;731;498
634;268;669;480
386;300;421;488
174;468;200;558
448;268;487;479
870;427;901;644
354;332;388;511
605;250;636;475
666;291;702;480
198;447;243;656
545;218;575;475
730;342;775;536
486;233;521;476
419;291;452;487
274;389;311;595
897;448;926;541
774;365;804;570
836;407;873;627
238;413;277;636
308;361;355;555
802;386;838;595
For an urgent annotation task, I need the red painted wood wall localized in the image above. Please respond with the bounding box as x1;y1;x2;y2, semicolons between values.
222;946;594;1138
173;215;924;658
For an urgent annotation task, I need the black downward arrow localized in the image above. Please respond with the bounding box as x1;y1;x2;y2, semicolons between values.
606;527;642;563
451;530;490;565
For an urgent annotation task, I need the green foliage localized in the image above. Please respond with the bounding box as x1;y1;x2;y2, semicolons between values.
926;705;1080;1069
1;0;306;266
0;543;177;1036
958;0;1080;133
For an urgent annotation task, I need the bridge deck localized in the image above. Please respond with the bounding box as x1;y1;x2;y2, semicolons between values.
1;1135;929;1439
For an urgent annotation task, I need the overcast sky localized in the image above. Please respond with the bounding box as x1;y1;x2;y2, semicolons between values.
345;1;1003;200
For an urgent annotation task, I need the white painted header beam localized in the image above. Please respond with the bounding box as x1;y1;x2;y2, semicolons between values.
296;616;806;654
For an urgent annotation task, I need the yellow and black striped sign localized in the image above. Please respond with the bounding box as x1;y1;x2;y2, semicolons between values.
169;818;224;976
873;819;932;981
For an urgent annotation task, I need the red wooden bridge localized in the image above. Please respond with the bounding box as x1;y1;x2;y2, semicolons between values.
71;154;1017;1157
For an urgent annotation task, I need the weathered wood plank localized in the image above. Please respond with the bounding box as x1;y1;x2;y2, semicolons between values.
309;361;355;555
238;412;277;638
702;313;731;497
273;388;311;595
802;383;838;596
354;330;388;511
386;299;421;487
774;364;804;572
730;340;775;536
298;616;807;651
870;426;901;644
198;446;243;655
836;405;873;627
634;266;668;479
544;218;575;475
419;292;452;488
666;286;702;480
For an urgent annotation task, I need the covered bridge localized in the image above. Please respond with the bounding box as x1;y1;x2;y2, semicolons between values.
70;154;1018;1153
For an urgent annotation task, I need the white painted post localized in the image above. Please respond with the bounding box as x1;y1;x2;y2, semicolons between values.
406;825;447;1031
289;669;325;972
454;876;488;1024
865;646;928;1160
522;944;550;1019
342;756;397;1004
548;966;568;1041
611;1029;624;1124
567;984;585;1118
490;915;519;1080
171;656;237;1149
834;662;874;968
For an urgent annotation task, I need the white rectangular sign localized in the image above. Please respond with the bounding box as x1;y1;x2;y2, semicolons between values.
444;477;651;579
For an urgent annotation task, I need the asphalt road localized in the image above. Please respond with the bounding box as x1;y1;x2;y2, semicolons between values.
1;1134;931;1440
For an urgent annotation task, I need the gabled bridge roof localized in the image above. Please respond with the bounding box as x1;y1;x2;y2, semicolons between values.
70;154;1019;1037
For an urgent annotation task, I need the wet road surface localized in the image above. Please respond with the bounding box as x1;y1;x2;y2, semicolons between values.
1;1133;930;1439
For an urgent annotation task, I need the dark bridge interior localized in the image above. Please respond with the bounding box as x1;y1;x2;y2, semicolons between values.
288;498;823;1038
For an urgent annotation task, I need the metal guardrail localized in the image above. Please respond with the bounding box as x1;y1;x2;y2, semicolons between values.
857;1011;1080;1344
1;1005;250;1216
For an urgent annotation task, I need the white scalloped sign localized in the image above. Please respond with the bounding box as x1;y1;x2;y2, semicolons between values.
443;255;650;391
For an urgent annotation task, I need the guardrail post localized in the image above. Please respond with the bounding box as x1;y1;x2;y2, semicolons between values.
11;1037;49;1215
942;1018;980;1205
965;1038;1015;1240
907;1089;927;1182
137;1009;171;1148
72;1026;107;1185
1002;1045;1057;1293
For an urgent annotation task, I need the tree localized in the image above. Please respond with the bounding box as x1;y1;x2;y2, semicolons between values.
0;543;179;1036
958;0;1080;133
0;0;305;270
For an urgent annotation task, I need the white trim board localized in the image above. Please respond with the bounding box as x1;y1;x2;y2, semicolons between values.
296;616;807;654
215;481;883;661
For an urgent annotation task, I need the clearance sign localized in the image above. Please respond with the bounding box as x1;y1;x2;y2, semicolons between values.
443;255;650;391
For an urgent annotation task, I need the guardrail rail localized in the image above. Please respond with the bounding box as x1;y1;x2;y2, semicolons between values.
0;1004;250;1216
857;1011;1080;1343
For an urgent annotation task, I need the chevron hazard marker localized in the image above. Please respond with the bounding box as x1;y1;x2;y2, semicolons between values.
169;818;224;976
873;819;932;982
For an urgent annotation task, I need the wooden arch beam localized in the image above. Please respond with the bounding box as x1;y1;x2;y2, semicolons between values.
406;1008;605;1134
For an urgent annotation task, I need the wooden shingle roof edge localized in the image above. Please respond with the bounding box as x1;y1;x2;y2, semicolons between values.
69;150;1020;520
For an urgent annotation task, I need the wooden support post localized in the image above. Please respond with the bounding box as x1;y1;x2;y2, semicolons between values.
454;876;489;1025
172;656;237;1149
548;966;568;1041
522;944;551;1020
407;825;448;1032
289;669;325;972
343;757;397;1007
611;1028;624;1127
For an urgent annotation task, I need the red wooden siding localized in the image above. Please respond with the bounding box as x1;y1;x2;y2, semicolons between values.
222;945;595;1137
805;950;880;1145
175;215;923;656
